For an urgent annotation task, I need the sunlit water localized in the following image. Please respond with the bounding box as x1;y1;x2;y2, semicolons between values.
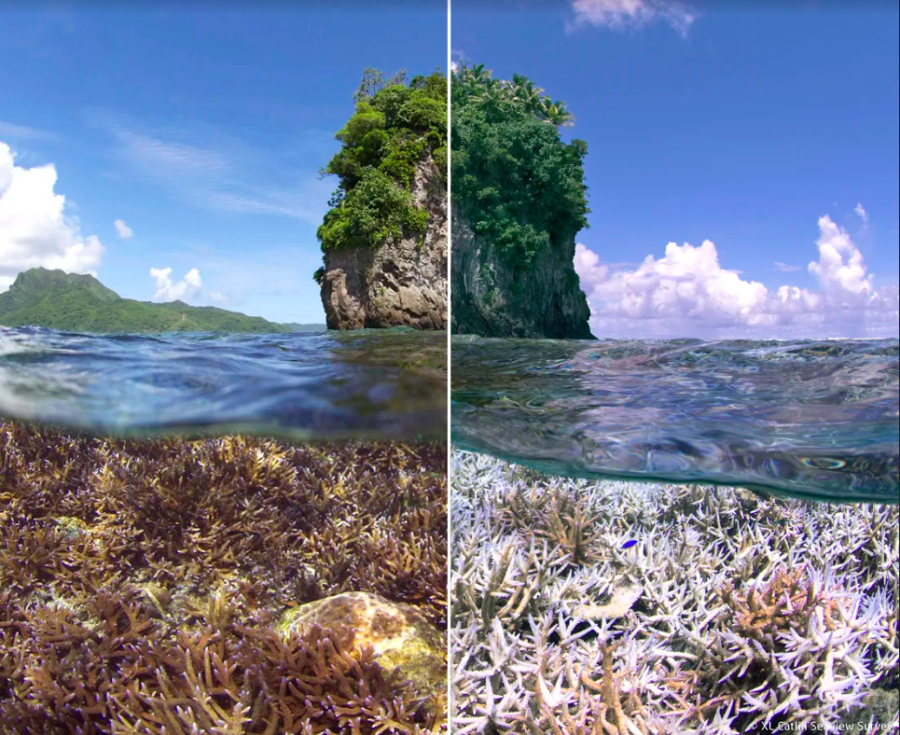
452;337;899;503
0;326;446;441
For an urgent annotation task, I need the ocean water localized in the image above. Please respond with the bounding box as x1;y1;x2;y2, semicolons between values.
452;336;899;503
0;326;446;441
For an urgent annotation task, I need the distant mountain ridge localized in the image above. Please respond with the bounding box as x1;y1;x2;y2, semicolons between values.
0;268;326;334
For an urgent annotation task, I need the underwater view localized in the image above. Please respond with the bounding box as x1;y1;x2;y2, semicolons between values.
0;325;450;733
452;337;898;504
449;450;898;734
1;419;448;733
0;326;447;441
449;323;898;735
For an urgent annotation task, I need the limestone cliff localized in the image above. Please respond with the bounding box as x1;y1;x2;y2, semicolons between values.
320;156;446;330
451;205;593;339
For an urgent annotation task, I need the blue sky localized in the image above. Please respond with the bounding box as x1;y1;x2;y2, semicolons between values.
454;0;899;338
0;3;446;324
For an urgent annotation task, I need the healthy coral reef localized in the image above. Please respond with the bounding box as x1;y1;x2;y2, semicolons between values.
0;418;447;733
450;450;899;734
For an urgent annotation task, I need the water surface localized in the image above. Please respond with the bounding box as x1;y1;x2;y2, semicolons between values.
0;326;446;441
452;337;898;503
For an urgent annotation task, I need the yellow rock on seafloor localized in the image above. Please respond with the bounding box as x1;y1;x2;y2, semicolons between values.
278;591;445;698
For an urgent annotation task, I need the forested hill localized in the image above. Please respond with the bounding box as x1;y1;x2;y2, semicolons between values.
0;268;324;334
450;63;593;339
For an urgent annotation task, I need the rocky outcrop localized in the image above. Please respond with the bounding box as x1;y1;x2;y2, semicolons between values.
320;159;447;331
278;591;446;699
451;204;594;339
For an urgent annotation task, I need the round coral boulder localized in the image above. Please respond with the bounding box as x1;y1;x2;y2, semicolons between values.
278;592;445;698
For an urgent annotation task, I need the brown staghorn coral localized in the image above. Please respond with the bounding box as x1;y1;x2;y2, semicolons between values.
2;593;439;734
0;419;447;733
718;565;839;646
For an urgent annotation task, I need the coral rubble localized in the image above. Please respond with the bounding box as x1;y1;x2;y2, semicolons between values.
450;450;899;734
0;419;447;733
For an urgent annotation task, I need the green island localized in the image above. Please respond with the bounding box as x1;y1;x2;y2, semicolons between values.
0;268;324;334
314;67;447;282
451;63;589;272
450;62;593;338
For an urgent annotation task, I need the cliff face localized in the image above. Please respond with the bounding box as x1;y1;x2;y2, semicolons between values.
320;157;447;331
451;205;593;339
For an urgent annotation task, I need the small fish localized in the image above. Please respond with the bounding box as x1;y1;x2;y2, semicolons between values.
621;539;638;549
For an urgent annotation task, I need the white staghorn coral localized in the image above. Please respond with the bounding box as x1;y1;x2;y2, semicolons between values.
450;450;899;734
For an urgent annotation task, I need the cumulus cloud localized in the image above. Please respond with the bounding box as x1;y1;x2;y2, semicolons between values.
854;202;869;224
574;215;898;339
568;0;698;36
150;267;202;302
807;215;873;300
0;141;103;292
113;218;133;239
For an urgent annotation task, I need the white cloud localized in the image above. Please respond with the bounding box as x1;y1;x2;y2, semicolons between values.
854;202;869;224
208;290;228;304
573;240;610;291
568;0;698;36
150;266;202;302
0;141;104;292
113;218;133;239
0;121;58;141
90;115;332;224
574;215;899;339
775;261;802;272
807;215;873;300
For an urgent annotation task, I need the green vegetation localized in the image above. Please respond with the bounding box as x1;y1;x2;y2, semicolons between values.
452;63;590;271
0;268;324;334
315;68;447;268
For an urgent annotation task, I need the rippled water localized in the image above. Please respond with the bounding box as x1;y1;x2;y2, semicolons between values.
452;337;899;503
0;326;446;441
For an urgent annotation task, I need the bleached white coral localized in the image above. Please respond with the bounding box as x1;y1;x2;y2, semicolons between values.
450;450;899;733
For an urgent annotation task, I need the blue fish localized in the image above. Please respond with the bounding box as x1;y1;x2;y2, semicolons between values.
621;539;638;549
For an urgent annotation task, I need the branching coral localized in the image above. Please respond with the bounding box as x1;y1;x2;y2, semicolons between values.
450;450;899;734
0;419;448;733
